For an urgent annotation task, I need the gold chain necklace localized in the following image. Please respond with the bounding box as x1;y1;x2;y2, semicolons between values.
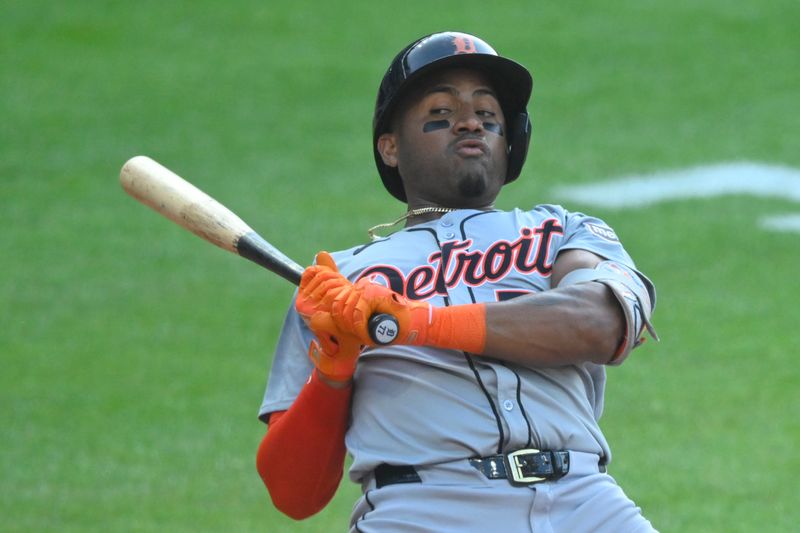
367;206;457;241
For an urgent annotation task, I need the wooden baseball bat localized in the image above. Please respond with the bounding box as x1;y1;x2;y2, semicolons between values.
120;155;303;284
119;155;399;345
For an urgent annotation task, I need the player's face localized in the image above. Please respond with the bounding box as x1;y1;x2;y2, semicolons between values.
379;68;508;209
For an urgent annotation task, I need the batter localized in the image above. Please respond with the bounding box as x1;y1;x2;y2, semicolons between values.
256;31;659;532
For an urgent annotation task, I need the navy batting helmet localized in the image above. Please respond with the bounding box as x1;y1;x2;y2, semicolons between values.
373;31;533;202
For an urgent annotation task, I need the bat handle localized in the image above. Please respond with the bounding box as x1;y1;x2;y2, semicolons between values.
367;313;400;345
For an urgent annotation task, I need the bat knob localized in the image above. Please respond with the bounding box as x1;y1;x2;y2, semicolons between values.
367;313;399;345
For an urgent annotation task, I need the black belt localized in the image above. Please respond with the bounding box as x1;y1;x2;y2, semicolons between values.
374;449;574;489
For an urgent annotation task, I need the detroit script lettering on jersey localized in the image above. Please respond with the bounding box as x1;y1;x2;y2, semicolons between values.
358;219;563;300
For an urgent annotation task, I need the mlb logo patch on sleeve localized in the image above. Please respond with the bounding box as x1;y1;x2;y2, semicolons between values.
586;223;619;242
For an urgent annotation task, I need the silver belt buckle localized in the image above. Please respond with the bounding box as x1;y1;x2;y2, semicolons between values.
505;448;546;485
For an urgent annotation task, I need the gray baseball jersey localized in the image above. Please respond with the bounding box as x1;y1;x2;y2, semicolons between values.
259;205;654;485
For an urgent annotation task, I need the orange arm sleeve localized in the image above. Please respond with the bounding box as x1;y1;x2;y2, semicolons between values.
256;370;352;520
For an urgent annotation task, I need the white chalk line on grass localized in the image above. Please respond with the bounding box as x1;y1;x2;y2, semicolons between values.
759;214;800;232
551;161;800;234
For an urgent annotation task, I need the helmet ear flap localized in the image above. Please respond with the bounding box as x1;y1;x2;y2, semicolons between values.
505;112;531;183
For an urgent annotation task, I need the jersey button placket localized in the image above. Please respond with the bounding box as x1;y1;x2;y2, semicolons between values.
494;367;529;449
439;215;469;307
439;216;456;240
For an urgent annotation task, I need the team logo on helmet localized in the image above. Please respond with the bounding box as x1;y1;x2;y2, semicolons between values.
453;35;478;54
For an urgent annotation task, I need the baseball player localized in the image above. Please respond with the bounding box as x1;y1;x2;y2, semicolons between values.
256;31;659;532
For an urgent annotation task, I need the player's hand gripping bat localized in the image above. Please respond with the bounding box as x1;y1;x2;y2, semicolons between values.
119;155;399;345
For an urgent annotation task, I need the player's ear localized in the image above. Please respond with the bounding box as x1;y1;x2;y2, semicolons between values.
377;133;399;168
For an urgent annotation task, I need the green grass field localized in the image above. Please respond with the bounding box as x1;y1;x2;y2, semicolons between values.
2;1;798;531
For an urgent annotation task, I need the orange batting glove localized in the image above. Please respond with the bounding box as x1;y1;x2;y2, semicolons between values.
306;313;364;384
296;252;487;354
296;252;364;383
295;252;352;324
330;277;488;354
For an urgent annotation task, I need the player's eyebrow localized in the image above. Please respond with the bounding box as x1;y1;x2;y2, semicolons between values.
424;85;498;99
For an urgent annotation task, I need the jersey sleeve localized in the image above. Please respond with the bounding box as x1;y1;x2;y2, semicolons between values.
258;295;315;422
554;207;634;266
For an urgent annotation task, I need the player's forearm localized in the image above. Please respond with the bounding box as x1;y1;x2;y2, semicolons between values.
256;371;351;520
482;282;624;366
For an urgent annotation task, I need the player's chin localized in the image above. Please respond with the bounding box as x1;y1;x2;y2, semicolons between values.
455;170;499;200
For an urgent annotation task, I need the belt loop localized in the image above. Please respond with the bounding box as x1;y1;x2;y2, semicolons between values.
550;451;570;479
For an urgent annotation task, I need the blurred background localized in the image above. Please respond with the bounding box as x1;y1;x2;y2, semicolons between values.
2;1;798;531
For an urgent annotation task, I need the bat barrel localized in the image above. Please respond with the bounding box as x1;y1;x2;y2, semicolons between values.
120;155;251;254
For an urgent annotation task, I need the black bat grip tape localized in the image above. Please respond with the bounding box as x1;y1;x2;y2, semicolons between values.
368;313;400;345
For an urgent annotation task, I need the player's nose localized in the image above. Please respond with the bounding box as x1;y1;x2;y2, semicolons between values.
452;109;484;134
